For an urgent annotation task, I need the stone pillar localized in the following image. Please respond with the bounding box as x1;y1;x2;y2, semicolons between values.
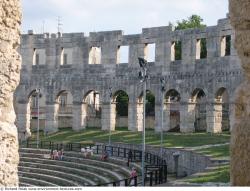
206;102;222;133
44;103;59;134
128;102;136;131
229;102;235;132
0;0;21;186
16;102;31;140
155;101;171;132
72;102;87;131
163;102;171;132
180;102;195;133
101;102;116;131
154;102;162;132
128;101;143;132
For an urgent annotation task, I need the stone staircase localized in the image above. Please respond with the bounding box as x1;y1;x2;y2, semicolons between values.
19;148;141;187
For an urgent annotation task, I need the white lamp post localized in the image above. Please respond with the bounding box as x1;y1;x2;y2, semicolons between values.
108;87;112;146
138;57;148;186
160;77;166;158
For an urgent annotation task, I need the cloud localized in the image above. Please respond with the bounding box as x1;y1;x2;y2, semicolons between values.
21;0;229;34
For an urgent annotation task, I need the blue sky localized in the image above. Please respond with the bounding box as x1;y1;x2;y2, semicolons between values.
21;0;229;35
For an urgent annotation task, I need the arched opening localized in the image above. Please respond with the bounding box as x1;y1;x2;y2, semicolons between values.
56;90;73;129
112;90;129;130
28;90;45;134
192;89;207;132
83;90;101;128
165;89;181;132
215;88;230;131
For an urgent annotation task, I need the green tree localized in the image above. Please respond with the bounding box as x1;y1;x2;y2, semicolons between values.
116;91;129;116
171;15;207;60
175;15;206;30
146;91;155;116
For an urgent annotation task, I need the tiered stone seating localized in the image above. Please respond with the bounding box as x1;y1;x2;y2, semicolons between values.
19;148;140;187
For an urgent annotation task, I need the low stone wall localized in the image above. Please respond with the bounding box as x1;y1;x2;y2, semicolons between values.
101;142;211;176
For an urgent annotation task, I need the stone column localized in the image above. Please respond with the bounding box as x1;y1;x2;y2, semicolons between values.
154;102;162;132
101;102;116;131
229;102;235;132
163;102;171;132
0;0;21;186
180;102;195;133
72;102;87;131
128;102;136;131
44;103;59;134
128;101;143;132
155;100;171;132
206;102;222;133
16;102;31;140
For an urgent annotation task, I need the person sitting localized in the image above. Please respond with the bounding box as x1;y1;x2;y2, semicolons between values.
58;149;64;160
81;148;88;158
101;150;109;161
53;150;59;160
86;147;93;158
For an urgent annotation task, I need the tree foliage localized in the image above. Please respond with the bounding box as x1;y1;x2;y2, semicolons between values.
116;91;129;116
171;15;207;60
175;15;206;30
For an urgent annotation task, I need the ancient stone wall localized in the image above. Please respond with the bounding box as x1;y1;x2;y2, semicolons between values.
229;0;250;186
15;17;243;137
0;0;21;186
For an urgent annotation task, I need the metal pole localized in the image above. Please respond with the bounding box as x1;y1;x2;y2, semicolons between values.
108;101;111;146
160;90;164;158
142;68;146;186
108;87;112;146
36;89;40;149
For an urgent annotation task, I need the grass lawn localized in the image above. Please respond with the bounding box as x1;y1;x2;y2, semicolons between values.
195;144;230;159
29;127;230;148
187;164;230;183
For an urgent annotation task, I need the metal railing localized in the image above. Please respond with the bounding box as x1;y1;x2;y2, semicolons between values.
22;140;168;186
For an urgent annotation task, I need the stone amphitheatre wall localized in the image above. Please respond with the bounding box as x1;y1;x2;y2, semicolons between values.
229;0;250;186
0;0;21;186
15;16;243;139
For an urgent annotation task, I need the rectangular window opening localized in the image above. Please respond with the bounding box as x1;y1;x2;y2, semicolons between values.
196;38;207;59
171;41;182;61
89;46;101;64
145;43;156;62
117;45;129;64
221;35;231;57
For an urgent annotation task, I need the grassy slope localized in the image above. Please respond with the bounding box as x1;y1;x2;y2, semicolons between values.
29;128;231;184
31;127;230;148
187;165;230;183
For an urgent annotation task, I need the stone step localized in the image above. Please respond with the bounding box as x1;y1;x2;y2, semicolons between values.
19;166;92;186
20;148;142;169
19;176;59;187
19;171;78;186
19;161;108;184
20;156;122;182
20;152;131;177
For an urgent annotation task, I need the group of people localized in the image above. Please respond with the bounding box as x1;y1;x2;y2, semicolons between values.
50;149;64;160
81;147;94;158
